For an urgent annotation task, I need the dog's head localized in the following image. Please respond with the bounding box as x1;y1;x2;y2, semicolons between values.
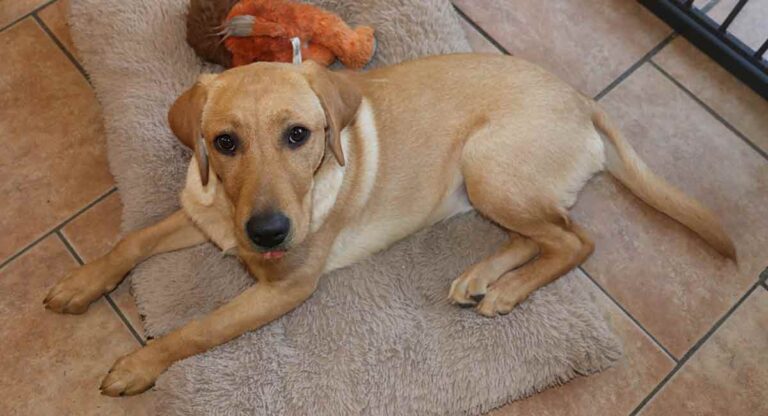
169;61;361;258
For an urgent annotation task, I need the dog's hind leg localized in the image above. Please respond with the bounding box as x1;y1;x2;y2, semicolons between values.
449;233;539;306
459;168;595;316
456;119;598;316
474;217;593;317
44;210;207;314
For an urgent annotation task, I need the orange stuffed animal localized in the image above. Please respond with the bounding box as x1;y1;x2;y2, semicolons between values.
223;0;376;68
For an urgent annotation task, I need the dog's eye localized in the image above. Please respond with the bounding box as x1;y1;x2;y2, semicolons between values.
214;134;237;155
286;126;310;147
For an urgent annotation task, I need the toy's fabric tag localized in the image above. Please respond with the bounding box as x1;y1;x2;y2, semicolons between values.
291;37;302;64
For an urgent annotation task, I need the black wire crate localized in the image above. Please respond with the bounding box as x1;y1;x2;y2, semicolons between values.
640;0;768;99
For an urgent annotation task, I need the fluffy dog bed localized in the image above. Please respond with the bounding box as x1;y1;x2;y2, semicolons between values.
68;0;621;414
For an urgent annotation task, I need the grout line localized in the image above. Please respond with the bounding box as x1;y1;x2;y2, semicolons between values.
0;187;117;271
56;230;85;264
759;267;768;283
649;61;768;162
105;294;147;346
452;4;512;55
578;266;679;363
55;230;146;346
594;33;677;101
629;281;761;415
0;0;57;32
32;13;91;84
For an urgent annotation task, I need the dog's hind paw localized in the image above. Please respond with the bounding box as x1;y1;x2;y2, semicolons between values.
475;281;529;317
448;267;496;307
450;268;528;317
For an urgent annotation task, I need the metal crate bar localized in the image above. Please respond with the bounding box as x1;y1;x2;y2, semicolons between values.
756;38;768;59
718;0;748;32
640;0;768;100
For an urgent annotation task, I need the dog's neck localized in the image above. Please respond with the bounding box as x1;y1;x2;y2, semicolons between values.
309;132;349;233
180;158;239;254
309;98;379;233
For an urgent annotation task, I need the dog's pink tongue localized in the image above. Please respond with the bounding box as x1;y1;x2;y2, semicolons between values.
262;251;285;260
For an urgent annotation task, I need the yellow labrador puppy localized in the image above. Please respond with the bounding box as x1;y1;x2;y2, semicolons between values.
44;54;735;396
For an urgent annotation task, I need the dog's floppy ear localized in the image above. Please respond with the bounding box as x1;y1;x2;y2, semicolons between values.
168;74;216;186
303;61;361;166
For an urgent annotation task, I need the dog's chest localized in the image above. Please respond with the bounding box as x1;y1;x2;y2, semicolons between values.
323;183;473;273
323;217;419;273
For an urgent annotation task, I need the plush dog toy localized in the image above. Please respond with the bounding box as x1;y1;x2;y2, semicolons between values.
187;0;239;67
225;0;376;68
186;0;375;68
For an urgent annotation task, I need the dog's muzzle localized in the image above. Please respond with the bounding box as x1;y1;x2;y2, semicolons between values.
245;211;291;249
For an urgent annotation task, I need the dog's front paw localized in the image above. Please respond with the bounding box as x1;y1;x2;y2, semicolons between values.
100;350;165;397
44;262;116;314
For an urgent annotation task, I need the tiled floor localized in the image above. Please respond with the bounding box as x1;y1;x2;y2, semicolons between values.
1;0;766;414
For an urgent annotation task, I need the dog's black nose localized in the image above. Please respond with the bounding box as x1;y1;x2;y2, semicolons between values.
246;212;291;248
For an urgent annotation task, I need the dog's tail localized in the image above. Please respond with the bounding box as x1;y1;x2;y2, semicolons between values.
591;105;736;260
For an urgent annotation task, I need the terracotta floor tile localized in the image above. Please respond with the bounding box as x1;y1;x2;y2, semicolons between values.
574;63;768;358
490;271;674;416
706;0;768;50
653;38;768;154
38;0;76;57
0;0;47;28
0;19;114;263
0;236;155;415
62;192;123;262
458;17;501;54
453;0;670;96
61;192;145;339
640;288;768;415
